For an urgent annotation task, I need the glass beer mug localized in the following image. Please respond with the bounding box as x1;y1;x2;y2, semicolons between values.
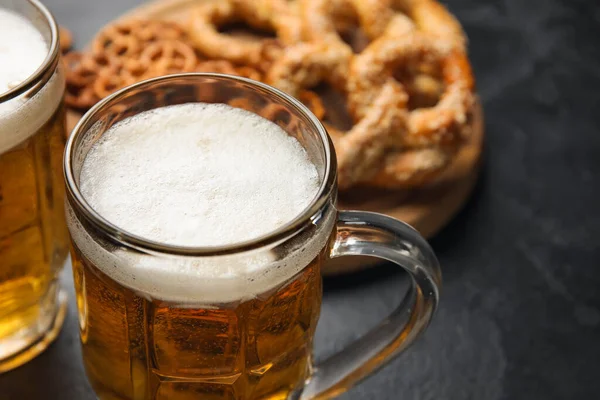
0;0;68;372
64;74;441;400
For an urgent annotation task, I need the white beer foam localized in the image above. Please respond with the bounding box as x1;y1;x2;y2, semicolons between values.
71;103;330;304
0;8;64;154
67;202;335;305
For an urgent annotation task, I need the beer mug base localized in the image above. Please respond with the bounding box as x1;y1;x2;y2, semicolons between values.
0;288;67;373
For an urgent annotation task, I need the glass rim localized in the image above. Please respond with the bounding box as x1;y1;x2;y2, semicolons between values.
64;73;337;257
0;0;61;103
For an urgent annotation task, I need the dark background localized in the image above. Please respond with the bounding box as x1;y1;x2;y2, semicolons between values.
2;0;600;398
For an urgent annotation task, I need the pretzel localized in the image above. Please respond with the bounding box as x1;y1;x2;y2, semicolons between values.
59;26;73;54
392;0;466;48
256;92;325;126
194;59;262;81
65;84;100;111
300;0;414;54
228;96;260;114
348;32;474;149
267;42;410;188
92;20;191;59
188;0;301;69
119;57;154;82
133;20;189;43
370;147;452;188
92;23;141;58
93;70;134;99
266;40;353;126
297;90;326;120
266;41;350;97
140;40;199;76
233;0;302;43
334;81;408;189
64;52;116;109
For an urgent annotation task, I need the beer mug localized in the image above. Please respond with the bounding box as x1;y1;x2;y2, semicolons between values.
0;0;68;372
64;74;441;399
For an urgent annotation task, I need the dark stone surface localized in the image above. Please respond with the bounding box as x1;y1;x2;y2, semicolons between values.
2;0;600;398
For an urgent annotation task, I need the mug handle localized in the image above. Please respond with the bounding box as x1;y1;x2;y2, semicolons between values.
301;211;442;399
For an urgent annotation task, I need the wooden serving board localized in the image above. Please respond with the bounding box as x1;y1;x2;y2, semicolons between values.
66;0;484;275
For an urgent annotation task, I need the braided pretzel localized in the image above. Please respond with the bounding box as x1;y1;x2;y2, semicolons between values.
59;26;73;54
233;0;302;42
334;81;408;189
297;90;326;120
348;32;474;149
266;41;350;98
371;147;452;188
267;42;409;188
266;41;352;123
392;0;466;48
300;0;414;54
188;0;301;69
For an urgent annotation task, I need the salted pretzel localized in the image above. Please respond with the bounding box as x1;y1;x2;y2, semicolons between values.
371;147;452;188
392;0;466;48
300;0;415;53
333;81;408;189
188;0;301;69
265;40;351;122
297;90;326;120
267;42;409;188
266;41;350;97
348;32;474;149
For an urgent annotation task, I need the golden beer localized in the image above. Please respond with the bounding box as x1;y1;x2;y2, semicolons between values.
70;246;324;400
0;0;68;372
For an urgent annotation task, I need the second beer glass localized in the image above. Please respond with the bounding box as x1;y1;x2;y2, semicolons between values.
0;0;68;372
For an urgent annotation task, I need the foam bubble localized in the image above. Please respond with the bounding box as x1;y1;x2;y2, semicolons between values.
71;103;330;304
0;7;64;154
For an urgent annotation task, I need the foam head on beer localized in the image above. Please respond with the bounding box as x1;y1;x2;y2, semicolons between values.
0;7;64;154
71;103;333;304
